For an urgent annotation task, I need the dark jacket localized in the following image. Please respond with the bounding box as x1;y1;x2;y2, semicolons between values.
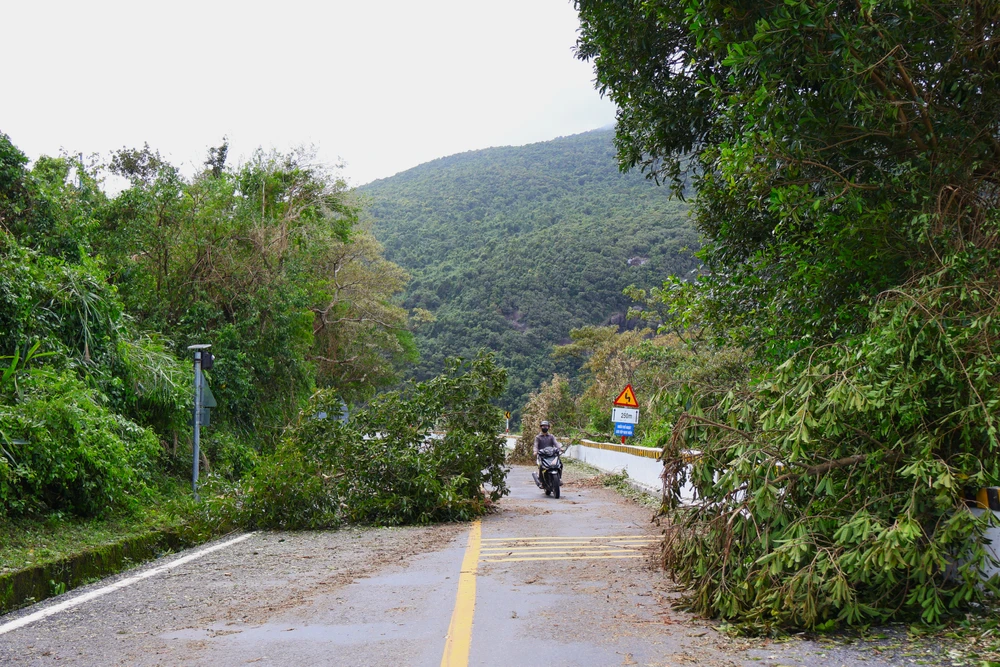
533;432;562;456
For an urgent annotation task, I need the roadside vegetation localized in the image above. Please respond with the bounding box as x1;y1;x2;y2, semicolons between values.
6;0;1000;640
0;132;508;586
558;0;1000;633
0;503;187;574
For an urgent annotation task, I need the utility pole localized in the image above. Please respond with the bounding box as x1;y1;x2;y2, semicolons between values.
188;344;211;500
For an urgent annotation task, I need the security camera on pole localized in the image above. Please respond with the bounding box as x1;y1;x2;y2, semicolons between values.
187;344;214;500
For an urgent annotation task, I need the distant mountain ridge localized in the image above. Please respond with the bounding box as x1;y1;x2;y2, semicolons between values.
360;128;698;415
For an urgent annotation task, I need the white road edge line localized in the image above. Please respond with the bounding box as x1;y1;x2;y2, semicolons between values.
0;532;256;636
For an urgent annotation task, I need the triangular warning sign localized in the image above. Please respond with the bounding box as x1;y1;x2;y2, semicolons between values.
613;384;639;408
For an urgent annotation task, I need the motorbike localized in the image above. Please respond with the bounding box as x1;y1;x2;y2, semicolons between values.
532;446;563;498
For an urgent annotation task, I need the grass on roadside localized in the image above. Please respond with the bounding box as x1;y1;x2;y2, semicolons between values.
0;483;196;574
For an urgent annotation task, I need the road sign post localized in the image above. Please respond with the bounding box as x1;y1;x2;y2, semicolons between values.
504;411;511;434
612;384;640;444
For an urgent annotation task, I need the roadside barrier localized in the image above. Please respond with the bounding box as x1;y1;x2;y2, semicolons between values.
961;488;1000;581
564;439;667;497
966;487;1000;511
574;439;661;460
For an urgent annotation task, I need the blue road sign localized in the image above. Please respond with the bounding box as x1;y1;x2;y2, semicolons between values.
614;422;635;437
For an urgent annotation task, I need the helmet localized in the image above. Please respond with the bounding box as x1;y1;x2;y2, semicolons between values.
540;420;550;428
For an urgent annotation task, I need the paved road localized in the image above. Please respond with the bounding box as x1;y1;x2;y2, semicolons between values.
0;464;941;666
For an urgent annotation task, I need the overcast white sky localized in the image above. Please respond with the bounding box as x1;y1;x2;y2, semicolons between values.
2;0;616;186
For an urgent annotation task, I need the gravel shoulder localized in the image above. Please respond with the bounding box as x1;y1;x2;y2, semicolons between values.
0;525;464;665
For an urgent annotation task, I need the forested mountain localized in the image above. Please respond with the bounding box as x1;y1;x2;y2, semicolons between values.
361;129;698;414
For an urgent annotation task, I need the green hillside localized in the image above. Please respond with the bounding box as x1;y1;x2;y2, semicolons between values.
361;129;698;415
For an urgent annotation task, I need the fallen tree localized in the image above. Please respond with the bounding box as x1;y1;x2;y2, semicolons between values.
198;353;509;531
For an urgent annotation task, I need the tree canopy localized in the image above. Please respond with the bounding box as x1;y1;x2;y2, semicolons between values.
97;145;413;435
578;0;999;353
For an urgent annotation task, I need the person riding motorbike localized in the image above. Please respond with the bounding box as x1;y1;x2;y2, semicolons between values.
533;420;563;479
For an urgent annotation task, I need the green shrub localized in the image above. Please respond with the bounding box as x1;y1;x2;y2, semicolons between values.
661;259;1000;631
201;430;259;481
0;368;161;518
193;446;339;533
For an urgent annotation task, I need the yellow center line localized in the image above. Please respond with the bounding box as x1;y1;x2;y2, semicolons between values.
480;547;641;554
440;520;481;667
481;535;656;541
482;554;647;563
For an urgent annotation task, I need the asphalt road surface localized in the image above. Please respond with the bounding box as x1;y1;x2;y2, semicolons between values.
0;464;946;666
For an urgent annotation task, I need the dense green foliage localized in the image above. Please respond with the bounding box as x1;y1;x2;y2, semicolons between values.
97;145;412;440
198;354;509;530
1;124;514;538
1;363;164;519
578;0;999;354
1;140;185;518
361;129;698;415
0;131;419;522
576;0;1000;630
659;270;1000;630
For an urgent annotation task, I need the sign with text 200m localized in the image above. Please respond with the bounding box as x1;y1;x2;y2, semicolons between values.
611;407;639;424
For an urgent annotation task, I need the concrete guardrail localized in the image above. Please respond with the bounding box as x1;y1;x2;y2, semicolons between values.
503;434;688;500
